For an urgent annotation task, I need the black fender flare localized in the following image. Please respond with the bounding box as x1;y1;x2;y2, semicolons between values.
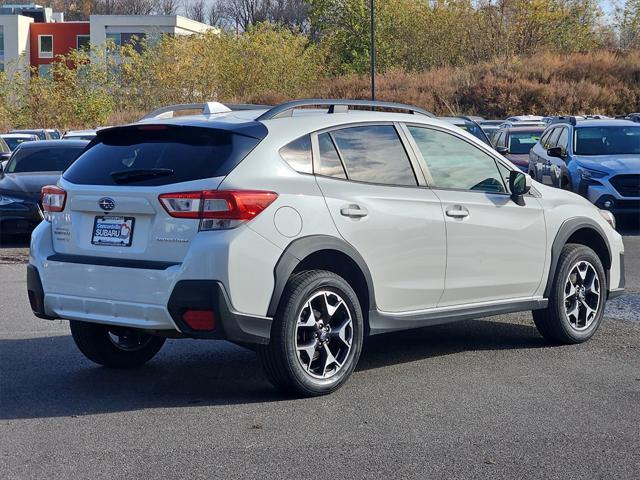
267;235;376;317
544;217;612;298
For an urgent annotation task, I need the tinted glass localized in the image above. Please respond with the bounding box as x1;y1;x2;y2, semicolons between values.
279;135;312;174
547;128;562;148
574;126;640;155
329;125;416;186
0;138;9;153
6;146;85;173
317;133;346;179
64;126;263;186
3;137;30;150
556;128;569;150
539;129;552;148
509;130;543;154
408;126;506;193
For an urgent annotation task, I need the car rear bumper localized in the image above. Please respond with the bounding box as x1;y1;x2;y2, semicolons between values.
27;264;273;344
28;221;280;344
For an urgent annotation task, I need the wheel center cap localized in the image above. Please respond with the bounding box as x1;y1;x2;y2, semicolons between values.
319;330;329;342
578;287;586;301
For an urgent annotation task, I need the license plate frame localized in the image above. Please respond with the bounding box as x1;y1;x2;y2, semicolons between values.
91;216;135;247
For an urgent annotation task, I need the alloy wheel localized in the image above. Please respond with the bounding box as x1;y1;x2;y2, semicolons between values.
295;290;353;379
563;260;601;331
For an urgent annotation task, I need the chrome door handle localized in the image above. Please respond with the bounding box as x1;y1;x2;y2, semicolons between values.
340;205;368;218
445;206;469;218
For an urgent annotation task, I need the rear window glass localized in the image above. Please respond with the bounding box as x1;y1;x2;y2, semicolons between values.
63;126;263;186
6;146;85;173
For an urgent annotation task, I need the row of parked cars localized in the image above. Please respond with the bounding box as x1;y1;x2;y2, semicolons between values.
0;128;98;237
469;113;639;219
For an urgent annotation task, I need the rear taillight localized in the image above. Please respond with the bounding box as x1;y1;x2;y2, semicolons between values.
41;185;67;218
159;190;278;230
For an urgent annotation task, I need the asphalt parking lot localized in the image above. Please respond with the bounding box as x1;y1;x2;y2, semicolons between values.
1;231;639;479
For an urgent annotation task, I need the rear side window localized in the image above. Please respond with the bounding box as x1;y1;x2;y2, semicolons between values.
64;126;263;186
329;125;417;186
6;146;85;173
279;135;312;174
317;133;346;179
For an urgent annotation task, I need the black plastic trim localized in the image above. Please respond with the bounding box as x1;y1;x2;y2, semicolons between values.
26;265;56;320
543;218;612;298
168;280;272;344
368;298;548;335
47;254;180;270
267;235;376;317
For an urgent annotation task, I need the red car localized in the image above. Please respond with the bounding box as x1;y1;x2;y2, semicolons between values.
492;126;545;172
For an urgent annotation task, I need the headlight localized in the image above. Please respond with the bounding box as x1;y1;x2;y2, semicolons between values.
0;194;25;206
580;169;607;180
599;209;616;230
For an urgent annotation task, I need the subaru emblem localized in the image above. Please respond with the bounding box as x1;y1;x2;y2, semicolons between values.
98;197;115;211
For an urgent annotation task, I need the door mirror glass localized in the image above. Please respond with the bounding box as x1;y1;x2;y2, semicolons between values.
547;146;565;159
509;170;531;196
496;146;509;155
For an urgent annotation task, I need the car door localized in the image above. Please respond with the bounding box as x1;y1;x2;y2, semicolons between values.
405;124;547;307
551;127;570;189
314;123;446;313
537;127;562;186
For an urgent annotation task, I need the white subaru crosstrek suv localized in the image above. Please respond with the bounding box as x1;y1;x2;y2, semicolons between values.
28;99;625;397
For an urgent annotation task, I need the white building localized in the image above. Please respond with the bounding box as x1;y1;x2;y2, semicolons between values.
0;14;33;73
89;15;215;49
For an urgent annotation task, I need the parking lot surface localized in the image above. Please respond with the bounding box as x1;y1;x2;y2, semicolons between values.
1;234;639;479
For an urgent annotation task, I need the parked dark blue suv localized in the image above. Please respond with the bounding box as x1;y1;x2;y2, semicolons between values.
529;118;640;216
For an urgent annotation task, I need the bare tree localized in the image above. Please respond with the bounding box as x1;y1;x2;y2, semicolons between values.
208;1;225;27
185;0;206;23
157;0;179;15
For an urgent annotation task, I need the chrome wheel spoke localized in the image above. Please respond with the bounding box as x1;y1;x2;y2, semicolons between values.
321;343;340;377
330;317;352;348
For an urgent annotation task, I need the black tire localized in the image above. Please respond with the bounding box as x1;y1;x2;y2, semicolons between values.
69;321;166;368
258;270;364;397
533;244;607;344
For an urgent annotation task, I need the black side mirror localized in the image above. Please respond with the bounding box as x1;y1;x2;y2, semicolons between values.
547;146;566;159
509;170;531;201
496;146;509;155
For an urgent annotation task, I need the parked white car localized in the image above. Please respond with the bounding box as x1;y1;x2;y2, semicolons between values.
28;100;625;396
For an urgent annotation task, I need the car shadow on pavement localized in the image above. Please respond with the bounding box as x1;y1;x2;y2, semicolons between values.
0;319;544;420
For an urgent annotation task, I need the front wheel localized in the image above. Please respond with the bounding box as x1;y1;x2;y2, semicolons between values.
258;270;364;397
533;244;606;344
70;321;166;368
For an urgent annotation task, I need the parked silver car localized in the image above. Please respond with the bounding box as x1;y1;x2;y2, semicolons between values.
28;99;625;396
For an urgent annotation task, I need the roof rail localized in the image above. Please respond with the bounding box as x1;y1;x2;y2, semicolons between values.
140;102;235;121
255;99;435;121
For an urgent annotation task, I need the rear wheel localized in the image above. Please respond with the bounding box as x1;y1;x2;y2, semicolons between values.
70;321;165;368
258;270;364;397
533;244;606;344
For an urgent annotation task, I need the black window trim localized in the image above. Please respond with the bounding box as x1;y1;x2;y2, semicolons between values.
401;122;516;197
309;121;424;189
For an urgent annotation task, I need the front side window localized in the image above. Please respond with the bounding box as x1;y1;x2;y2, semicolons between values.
279;135;312;174
408;126;506;193
556;128;569;151
328;125;417;186
38;35;53;58
547;128;562;148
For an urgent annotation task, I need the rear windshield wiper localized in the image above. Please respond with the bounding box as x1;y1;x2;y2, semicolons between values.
110;168;174;183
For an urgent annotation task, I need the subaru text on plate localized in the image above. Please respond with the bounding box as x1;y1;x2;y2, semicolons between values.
28;100;625;397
